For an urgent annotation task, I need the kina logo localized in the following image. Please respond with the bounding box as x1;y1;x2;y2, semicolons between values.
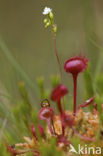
69;144;102;155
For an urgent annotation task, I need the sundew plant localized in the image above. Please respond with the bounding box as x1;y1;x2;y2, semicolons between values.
0;5;103;156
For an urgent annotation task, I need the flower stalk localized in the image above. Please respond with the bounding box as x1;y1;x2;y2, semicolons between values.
73;74;77;115
43;7;62;83
64;56;88;114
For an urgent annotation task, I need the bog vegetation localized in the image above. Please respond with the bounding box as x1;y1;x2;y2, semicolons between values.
0;5;103;156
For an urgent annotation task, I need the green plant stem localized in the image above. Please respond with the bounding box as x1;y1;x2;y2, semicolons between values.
53;36;62;84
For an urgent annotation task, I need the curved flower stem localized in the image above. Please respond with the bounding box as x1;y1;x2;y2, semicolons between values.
76;96;94;113
57;100;65;135
73;74;77;115
47;119;54;135
51;119;57;135
53;35;65;110
60;114;65;136
57;99;63;115
53;35;62;84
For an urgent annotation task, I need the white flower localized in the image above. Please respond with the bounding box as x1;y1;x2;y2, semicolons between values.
43;7;52;15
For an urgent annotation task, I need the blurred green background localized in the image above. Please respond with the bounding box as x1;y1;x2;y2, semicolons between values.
0;0;103;106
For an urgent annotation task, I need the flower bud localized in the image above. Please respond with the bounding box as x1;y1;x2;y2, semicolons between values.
49;12;54;20
45;21;51;28
44;18;48;24
53;25;57;34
